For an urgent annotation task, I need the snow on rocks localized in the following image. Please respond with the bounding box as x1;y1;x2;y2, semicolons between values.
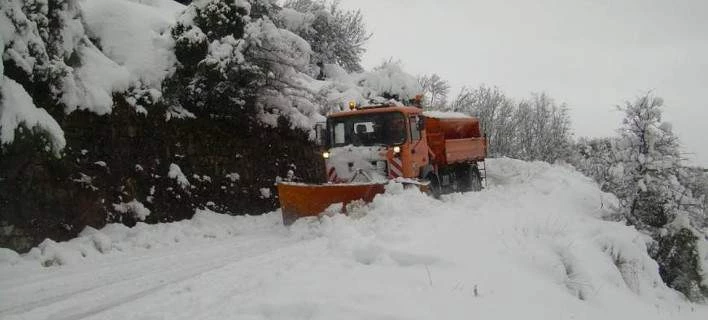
0;77;66;153
112;199;151;221
259;187;272;199
226;172;240;182
168;163;190;189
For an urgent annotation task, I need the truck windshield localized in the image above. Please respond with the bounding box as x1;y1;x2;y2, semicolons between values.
328;112;407;147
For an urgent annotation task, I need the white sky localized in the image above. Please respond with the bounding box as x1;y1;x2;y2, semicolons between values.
339;0;708;166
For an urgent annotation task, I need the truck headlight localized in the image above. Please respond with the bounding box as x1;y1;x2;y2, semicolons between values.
393;146;401;154
322;151;330;159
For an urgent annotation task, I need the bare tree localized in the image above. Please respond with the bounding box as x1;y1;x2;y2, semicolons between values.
528;93;572;162
418;73;450;110
448;85;572;162
450;85;508;154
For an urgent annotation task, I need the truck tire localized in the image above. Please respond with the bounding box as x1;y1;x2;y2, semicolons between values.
426;173;442;199
468;166;483;192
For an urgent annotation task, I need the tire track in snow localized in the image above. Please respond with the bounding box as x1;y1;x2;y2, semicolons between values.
1;241;232;313
0;236;249;314
1;236;293;320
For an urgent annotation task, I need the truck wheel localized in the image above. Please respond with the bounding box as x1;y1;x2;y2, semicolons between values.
456;165;471;192
426;174;442;199
469;166;483;192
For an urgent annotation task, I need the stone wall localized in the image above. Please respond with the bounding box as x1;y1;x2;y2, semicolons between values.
0;97;324;252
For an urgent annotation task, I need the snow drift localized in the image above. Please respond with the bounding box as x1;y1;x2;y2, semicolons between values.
1;158;706;320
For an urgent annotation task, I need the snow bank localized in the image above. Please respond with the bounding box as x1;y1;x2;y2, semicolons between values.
0;248;19;265
1;158;704;319
1;209;282;268
272;158;694;318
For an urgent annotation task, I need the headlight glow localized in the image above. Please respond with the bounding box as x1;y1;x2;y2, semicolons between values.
322;151;330;159
393;146;401;153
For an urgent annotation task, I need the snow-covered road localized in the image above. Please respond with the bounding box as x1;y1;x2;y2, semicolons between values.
1;159;707;320
1;235;292;319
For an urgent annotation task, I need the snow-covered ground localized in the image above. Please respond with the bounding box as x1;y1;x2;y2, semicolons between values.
1;158;706;320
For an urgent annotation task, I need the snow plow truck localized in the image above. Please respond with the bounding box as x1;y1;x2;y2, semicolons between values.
277;102;487;225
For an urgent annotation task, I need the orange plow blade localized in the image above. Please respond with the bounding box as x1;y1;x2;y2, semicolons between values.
277;182;386;225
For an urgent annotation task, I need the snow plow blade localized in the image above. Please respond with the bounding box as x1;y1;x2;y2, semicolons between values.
277;182;386;225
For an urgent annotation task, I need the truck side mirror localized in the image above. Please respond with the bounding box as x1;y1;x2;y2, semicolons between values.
315;122;327;146
417;117;425;130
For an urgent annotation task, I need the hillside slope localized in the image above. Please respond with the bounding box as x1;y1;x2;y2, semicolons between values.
1;158;706;319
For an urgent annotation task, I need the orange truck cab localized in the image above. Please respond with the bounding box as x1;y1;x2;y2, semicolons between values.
323;105;430;182
322;105;486;190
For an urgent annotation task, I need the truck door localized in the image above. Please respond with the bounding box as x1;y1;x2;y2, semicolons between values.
409;115;428;177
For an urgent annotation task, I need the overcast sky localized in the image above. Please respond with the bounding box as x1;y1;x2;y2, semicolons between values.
339;0;708;166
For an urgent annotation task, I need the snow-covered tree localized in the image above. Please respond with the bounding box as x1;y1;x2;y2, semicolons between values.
316;59;421;113
1;0;80;153
0;0;158;153
418;73;449;111
676;166;708;229
165;0;324;130
605;93;707;301
611;95;693;228
569;94;708;301
571;137;622;194
279;0;371;74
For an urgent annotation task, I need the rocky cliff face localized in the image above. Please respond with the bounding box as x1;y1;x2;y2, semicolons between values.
0;96;324;252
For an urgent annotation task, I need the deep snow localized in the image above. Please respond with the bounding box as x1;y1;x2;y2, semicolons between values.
1;158;707;320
